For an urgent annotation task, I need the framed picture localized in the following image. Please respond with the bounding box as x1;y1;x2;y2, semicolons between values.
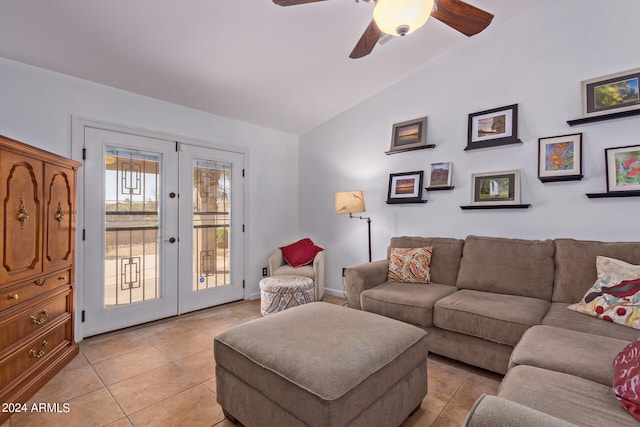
428;162;453;188
387;171;424;203
538;133;583;182
471;170;521;205
388;116;428;153
582;68;640;118
605;145;640;192
466;104;520;151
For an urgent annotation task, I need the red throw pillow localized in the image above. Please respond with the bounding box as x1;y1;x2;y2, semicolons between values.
280;238;323;268
613;339;640;421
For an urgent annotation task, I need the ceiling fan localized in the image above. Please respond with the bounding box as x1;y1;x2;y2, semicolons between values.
272;0;494;59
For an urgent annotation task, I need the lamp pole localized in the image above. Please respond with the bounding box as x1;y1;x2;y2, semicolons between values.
350;213;372;262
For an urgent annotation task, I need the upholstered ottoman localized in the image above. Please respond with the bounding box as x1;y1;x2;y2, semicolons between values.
214;302;428;427
259;275;315;315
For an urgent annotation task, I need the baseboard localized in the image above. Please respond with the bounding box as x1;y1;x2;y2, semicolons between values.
323;287;347;298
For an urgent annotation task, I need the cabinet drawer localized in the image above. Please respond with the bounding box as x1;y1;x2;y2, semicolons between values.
0;270;71;311
0;290;72;348
0;318;72;390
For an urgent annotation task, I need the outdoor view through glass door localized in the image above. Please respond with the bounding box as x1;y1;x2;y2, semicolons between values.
83;127;244;337
178;144;244;313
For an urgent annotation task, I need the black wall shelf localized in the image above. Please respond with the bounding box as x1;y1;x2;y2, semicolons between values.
586;191;640;199
464;139;522;151
385;144;436;155
567;109;640;126
460;204;531;210
386;200;428;204
425;186;455;191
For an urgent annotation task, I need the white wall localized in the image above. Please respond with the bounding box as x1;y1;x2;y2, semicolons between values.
300;0;640;295
0;57;301;336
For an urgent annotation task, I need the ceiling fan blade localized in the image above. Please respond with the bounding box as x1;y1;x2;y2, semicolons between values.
272;0;328;6
349;19;383;59
431;0;494;37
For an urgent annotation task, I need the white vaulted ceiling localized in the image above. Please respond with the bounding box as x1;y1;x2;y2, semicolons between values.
0;0;536;134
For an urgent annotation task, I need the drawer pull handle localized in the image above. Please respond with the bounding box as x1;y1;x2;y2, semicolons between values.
59;276;66;281
35;278;45;286
54;202;64;222
9;294;19;301
30;309;49;325
28;340;48;359
16;198;30;229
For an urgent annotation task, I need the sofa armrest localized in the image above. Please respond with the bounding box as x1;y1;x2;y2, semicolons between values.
268;249;284;275
464;395;578;427
312;250;324;300
344;259;389;310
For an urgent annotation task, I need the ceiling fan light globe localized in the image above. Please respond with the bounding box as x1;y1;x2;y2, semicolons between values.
373;0;434;37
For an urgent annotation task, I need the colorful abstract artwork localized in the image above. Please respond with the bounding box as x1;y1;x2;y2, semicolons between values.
545;141;574;171
614;150;640;186
538;133;582;182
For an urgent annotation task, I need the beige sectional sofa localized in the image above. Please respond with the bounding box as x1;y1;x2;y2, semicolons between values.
345;235;640;426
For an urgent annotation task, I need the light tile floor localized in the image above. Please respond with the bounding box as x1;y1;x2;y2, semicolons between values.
2;295;502;427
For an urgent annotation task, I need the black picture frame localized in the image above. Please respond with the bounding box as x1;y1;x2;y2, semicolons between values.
605;144;640;192
471;170;521;205
387;171;424;204
465;104;521;151
582;68;640;118
538;133;583;182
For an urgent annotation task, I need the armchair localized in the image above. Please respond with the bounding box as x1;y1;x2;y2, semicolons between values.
269;245;324;300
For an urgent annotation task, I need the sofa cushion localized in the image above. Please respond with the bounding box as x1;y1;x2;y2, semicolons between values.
510;325;630;386
499;365;637;426
553;238;640;303
280;238;323;268
433;289;550;346
388;237;464;286
273;264;315;280
387;247;432;283
456;235;555;300
568;256;640;329
541;303;640;342
614;339;640;421
361;281;457;327
465;394;579;427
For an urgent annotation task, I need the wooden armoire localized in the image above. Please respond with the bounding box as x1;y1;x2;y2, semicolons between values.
0;134;80;422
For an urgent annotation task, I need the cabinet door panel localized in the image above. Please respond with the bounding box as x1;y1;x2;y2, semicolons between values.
43;164;75;273
0;152;43;285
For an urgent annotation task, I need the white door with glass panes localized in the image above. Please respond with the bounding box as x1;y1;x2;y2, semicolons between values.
83;127;245;337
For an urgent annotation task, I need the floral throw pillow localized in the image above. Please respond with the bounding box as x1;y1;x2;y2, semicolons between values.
387;247;433;283
613;339;640;421
568;256;640;329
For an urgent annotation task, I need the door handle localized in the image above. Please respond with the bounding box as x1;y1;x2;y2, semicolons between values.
165;237;177;243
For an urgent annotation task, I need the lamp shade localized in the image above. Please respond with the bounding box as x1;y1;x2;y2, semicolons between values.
335;191;366;214
373;0;434;36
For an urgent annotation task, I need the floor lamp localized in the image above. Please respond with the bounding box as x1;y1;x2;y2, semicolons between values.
335;191;372;262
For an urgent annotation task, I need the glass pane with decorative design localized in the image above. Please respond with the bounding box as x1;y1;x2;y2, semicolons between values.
192;159;231;290
104;147;161;307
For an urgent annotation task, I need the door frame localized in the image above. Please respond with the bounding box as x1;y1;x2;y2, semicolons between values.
71;116;249;341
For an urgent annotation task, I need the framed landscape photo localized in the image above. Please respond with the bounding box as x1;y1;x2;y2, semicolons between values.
605;145;640;192
471;170;521;206
466;104;520;151
538;133;583;182
582;68;640;118
387;171;424;204
427;162;453;188
388;116;428;153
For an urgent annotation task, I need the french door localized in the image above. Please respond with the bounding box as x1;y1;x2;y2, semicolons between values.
83;128;244;337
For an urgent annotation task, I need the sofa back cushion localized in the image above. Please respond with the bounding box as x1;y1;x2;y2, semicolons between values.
553;238;640;303
388;237;464;286
456;235;555;300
